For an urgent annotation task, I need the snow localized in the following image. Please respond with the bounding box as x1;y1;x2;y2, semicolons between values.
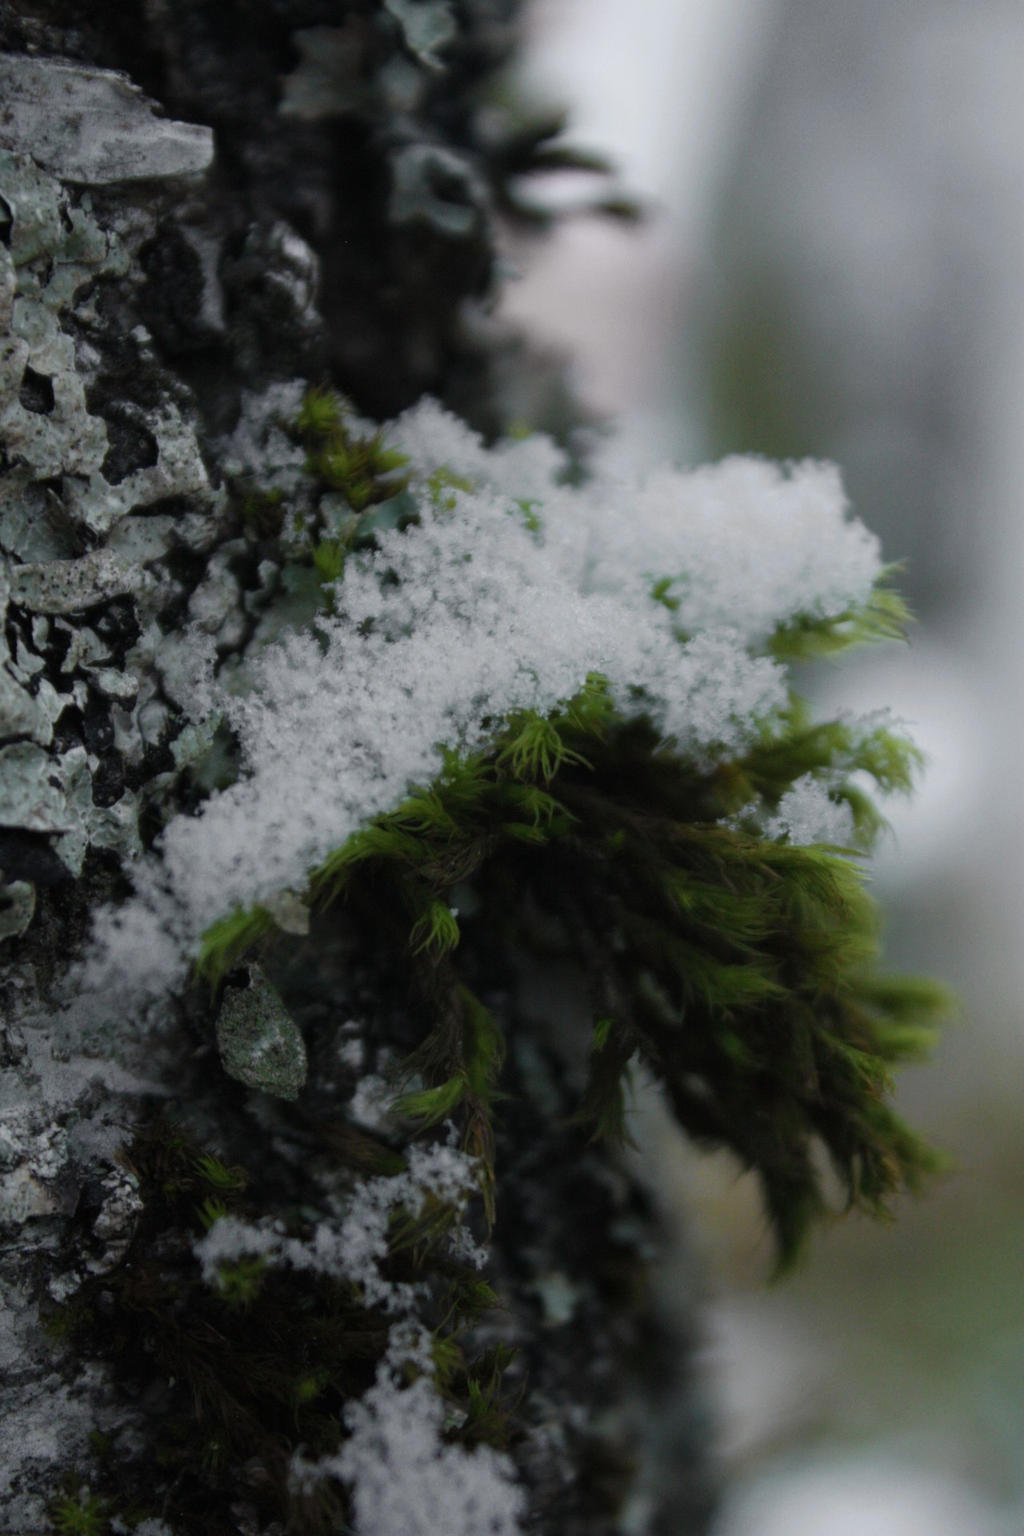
196;1132;518;1533
82;397;885;1001
764;775;856;848
291;1325;526;1536
194;1136;483;1310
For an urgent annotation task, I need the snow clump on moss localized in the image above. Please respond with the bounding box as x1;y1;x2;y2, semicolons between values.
291;1323;526;1536
84;398;885;1002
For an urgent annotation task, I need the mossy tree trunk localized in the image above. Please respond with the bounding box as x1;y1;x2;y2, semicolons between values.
0;5;714;1532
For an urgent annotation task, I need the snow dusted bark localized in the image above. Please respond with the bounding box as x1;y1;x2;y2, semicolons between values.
0;5;715;1532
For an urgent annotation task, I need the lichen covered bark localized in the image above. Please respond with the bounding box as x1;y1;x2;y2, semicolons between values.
0;5;716;1532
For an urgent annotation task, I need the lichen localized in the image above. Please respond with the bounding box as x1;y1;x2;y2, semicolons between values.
215;964;308;1101
0;55;213;185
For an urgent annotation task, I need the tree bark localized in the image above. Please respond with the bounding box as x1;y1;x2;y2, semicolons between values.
0;5;713;1532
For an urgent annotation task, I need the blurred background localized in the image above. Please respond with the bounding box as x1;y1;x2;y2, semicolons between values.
504;2;1024;1531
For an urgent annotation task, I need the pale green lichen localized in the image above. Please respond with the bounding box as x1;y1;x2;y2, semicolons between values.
0;742;71;833
215;964;309;1100
9;551;144;614
0;54;214;186
384;0;457;71
0;880;36;941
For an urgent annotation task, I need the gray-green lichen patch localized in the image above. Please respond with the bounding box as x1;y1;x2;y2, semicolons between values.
0;108;226;925
0;733;141;873
0;54;214;185
0;470;81;564
280;24;368;120
9;550;142;614
55;747;142;877
0;1160;65;1222
0;660;49;740
384;0;457;70
66;402;217;538
0;880;35;941
281;21;426;121
0;742;70;833
389;144;486;238
215;964;308;1100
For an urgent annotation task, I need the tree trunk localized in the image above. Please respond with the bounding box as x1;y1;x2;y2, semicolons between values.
0;6;714;1532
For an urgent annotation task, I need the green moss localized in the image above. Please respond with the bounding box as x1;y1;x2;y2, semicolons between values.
195;904;274;988
497;709;592;783
426;464;475;510
50;1489;110;1536
51;1116;518;1532
296;386;409;511
768;569;914;662
410;897;461;956
312;536;346;589
239;485;287;539
211;1253;269;1309
191;623;947;1268
193;1152;249;1193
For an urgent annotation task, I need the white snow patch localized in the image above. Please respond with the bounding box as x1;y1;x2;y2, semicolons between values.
81;399;885;1002
291;1324;526;1536
194;1135;483;1310
764;775;856;847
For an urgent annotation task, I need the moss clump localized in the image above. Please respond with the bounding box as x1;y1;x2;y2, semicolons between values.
296;386;410;513
48;1118;519;1533
196;631;949;1271
49;1488;110;1536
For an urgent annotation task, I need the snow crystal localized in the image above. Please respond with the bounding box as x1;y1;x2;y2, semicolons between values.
347;1071;396;1130
291;1325;525;1536
764;774;856;847
194;1136;481;1310
82;399;886;1000
217;379;309;491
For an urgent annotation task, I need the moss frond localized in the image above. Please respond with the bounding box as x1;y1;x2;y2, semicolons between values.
195;904;274;987
392;1073;468;1127
213;1254;269;1309
572;1017;637;1146
512;496;543;535
196;1195;229;1231
410;899;461;956
313;537;346;587
768;568;913;662
295;385;344;439
296;387;409;512
425;465;475;510
194;1152;249;1193
50;1491;110;1536
497;709;592;783
188;558;943;1276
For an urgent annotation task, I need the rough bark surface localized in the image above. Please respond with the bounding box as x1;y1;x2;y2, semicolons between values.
0;5;713;1532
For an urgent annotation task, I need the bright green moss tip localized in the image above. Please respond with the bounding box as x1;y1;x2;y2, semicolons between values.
295;386;409;511
190;588;948;1267
50;1490;109;1536
769;567;913;662
410;898;461;956
195;904;273;987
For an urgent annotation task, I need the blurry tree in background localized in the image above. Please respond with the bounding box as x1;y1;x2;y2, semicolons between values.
689;4;1024;1531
